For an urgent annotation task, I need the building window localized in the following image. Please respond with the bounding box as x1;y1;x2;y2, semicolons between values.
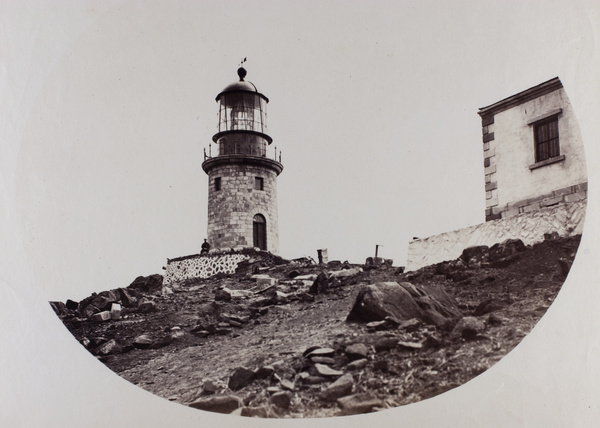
214;177;221;191
534;116;560;163
254;177;264;190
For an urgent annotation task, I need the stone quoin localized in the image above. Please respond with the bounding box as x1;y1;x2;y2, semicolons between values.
202;66;283;253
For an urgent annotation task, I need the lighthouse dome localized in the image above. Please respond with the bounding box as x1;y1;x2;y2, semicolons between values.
216;67;269;102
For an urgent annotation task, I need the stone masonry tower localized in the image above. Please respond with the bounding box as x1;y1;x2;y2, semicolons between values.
202;67;283;253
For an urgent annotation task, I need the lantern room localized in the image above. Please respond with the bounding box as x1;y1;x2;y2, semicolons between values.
212;67;272;157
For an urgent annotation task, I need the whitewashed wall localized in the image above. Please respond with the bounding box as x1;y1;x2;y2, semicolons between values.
406;200;586;271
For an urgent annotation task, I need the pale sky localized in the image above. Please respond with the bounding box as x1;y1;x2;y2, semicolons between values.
2;2;600;426
4;0;598;301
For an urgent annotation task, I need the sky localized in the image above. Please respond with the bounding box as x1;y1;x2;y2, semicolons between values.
2;2;600;426
4;0;598;302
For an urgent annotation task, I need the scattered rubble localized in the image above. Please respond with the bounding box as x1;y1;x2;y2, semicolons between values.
51;236;581;418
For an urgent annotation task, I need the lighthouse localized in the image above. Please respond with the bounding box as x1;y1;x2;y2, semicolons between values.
202;67;283;253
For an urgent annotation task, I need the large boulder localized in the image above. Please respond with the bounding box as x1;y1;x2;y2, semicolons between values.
127;274;163;293
459;245;490;265
460;239;526;267
117;287;138;307
488;238;526;262
347;282;462;327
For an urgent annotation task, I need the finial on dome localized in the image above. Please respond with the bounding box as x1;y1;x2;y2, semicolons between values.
237;57;248;80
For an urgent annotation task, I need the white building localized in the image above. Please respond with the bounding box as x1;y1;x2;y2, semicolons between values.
406;78;587;271
478;77;587;221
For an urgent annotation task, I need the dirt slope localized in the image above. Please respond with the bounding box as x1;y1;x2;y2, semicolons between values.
53;234;580;418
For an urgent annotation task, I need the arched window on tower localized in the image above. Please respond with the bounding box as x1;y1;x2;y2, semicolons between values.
253;214;267;250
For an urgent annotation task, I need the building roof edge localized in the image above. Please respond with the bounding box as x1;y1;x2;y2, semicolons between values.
478;77;563;118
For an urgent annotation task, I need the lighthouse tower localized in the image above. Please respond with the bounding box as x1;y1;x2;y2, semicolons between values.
202;67;283;253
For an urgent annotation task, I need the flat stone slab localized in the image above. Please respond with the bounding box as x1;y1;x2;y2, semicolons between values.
311;356;336;365
397;341;423;350
337;393;383;415
347;358;368;371
92;311;111;322
314;363;343;376
305;347;335;358
294;274;317;281
188;395;242;414
319;373;354;401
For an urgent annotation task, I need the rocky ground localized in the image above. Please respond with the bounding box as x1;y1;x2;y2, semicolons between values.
51;234;580;419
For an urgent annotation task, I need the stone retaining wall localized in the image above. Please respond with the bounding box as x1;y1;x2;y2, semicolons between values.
406;200;586;271
164;253;250;286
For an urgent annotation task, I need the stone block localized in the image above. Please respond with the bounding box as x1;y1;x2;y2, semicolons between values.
540;195;563;207
523;202;541;212
484;164;496;175
95;339;122;355
485;213;502;222
92;311;111;322
527;194;547;204
552;185;575;197
481;115;494;127
483;148;495;159
482;132;495;143
110;303;122;320
256;277;278;287
483;142;490;151
482;126;489;135
503;206;520;218
564;191;586;203
485;196;498;208
483;158;491;168
485;182;497;191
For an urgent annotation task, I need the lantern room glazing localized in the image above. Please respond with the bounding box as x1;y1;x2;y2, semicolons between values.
212;67;273;157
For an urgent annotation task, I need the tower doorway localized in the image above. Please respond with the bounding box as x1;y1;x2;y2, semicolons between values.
253;214;267;250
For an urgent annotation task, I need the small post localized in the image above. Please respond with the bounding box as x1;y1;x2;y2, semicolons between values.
375;244;383;265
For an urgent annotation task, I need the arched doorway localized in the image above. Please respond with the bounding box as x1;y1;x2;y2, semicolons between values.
253;214;267;250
